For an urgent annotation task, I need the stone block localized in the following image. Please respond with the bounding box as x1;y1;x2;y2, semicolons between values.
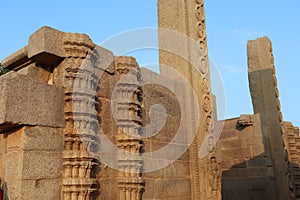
93;45;115;74
220;129;238;140
162;160;190;178
20;179;61;200
5;151;23;180
0;134;7;155
0;155;6;178
223;118;239;129
222;168;248;178
1;47;28;70
27;26;65;67
247;156;273;167
222;177;250;191
245;136;264;146
98;178;118;200
248;37;274;73
151;141;188;161
152;178;191;199
22;126;63;152
249;178;276;191
16;63;51;83
143;178;154;199
144;160;190;179
22;151;62;179
221;159;247;170
142;168;163;179
5;180;21;200
149;115;185;144
6;128;23;149
143;83;181;117
252;145;267;157
246;167;274;177
220;139;245;149
0;77;64;129
221;147;252;160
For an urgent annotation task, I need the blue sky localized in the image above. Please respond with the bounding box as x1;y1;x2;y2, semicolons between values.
0;1;299;127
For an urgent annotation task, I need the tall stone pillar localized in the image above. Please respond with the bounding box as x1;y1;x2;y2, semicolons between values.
158;0;219;199
248;36;290;199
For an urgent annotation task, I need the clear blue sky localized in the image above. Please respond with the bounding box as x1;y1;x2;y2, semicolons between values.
0;1;299;127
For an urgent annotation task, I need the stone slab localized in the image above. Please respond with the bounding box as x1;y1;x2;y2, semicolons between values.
0;77;64;130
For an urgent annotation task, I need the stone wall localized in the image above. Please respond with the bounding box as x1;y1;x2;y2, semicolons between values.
0;23;299;200
158;0;220;198
217;114;276;199
216;36;300;200
0;26;202;200
282;122;300;198
141;69;192;200
0;72;64;199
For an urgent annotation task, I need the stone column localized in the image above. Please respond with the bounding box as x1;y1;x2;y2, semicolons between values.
248;36;290;199
114;57;144;200
158;0;218;199
59;32;100;200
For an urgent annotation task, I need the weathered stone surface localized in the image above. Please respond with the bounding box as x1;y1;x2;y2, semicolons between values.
222;177;276;200
22;126;63;151
143;178;191;200
27;26;65;67
22;151;62;179
282;121;300;198
0;77;64;129
248;36;274;73
5;151;23;180
1;126;63;200
98;179;118;200
5;180;22;200
1;46;29;70
20;179;61;200
16;63;51;83
0;134;7;155
217;114;277;198
0;63;51;84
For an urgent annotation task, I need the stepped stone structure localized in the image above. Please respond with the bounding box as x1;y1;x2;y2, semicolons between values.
0;1;299;200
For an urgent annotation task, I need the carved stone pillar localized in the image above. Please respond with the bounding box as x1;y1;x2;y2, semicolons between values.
114;56;144;200
60;33;99;200
158;0;219;199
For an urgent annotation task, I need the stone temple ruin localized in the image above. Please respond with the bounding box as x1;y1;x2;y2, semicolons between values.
0;0;299;200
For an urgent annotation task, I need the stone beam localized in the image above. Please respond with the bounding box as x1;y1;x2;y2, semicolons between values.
2;26;95;70
247;36;290;199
